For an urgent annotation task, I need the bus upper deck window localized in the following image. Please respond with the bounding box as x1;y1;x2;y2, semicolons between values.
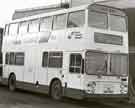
88;11;107;29
9;23;18;36
40;17;52;32
19;21;28;35
29;19;39;33
5;24;9;36
53;14;67;30
68;10;85;28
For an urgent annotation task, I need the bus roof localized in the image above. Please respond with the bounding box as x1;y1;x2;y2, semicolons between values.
12;4;64;20
11;4;89;23
9;3;125;24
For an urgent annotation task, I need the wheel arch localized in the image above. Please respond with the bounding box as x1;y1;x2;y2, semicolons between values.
8;72;16;91
8;72;16;81
49;78;62;95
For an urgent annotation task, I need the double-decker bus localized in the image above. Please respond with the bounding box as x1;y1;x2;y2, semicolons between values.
2;4;128;100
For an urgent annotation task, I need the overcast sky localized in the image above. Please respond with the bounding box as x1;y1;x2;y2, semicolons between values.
0;0;61;27
0;0;106;27
0;0;135;27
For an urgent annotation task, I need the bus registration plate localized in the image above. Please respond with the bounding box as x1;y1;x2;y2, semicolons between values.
103;84;114;94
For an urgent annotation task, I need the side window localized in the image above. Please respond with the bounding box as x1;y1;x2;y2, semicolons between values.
69;54;82;73
68;10;85;28
19;21;28;34
29;19;39;33
5;24;9;36
53;14;67;30
48;52;63;68
9;52;15;65
42;52;48;67
5;52;25;65
15;53;24;65
0;53;2;64
5;53;9;64
9;23;18;35
40;17;52;31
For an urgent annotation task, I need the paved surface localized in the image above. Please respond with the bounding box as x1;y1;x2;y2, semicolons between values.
0;86;135;108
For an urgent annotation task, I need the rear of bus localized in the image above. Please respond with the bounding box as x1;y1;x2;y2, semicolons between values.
84;4;128;97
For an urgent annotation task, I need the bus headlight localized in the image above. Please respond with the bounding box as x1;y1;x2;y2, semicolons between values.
120;82;128;94
87;81;96;94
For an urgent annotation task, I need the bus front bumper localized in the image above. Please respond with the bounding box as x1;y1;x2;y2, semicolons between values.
83;92;129;99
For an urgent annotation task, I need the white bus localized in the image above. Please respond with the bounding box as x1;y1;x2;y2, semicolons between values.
2;4;128;100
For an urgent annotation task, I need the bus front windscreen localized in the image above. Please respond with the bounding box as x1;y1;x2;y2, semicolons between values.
85;52;108;75
86;52;128;76
109;54;128;76
88;11;108;29
110;15;126;32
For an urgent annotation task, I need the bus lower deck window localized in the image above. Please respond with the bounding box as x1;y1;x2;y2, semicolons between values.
42;52;63;68
6;52;25;66
69;54;82;73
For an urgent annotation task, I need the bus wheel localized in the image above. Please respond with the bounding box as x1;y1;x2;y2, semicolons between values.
8;74;16;91
50;80;62;100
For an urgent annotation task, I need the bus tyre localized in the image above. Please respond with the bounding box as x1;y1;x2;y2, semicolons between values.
50;80;62;100
8;74;16;91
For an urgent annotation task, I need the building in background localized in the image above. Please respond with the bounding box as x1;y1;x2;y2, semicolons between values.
0;28;3;77
70;0;107;7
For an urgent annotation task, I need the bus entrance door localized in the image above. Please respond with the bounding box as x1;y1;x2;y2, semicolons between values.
66;53;83;99
24;50;35;83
